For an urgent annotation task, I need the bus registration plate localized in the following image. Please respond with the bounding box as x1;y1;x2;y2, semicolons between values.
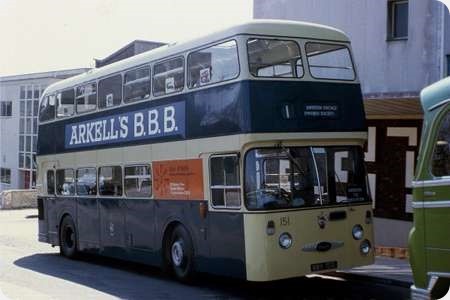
310;261;338;272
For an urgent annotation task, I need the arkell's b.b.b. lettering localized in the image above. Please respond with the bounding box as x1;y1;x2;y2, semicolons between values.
65;101;185;148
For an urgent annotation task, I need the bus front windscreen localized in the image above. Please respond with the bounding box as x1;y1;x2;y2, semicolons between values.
244;146;370;210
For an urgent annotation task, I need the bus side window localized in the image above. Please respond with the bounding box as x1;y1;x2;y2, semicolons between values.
187;40;239;89
76;83;97;114
98;75;123;109
56;89;75;118
124;165;152;197
153;57;184;97
124;66;151;103
47;170;55;195
210;154;241;208
39;95;55;122
76;168;97;196
56;169;75;196
432;111;450;177
98;166;123;196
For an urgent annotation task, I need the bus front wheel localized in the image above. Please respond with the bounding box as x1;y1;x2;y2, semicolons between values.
167;225;195;282
59;215;78;259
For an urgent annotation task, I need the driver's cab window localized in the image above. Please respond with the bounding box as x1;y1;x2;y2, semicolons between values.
47;170;55;195
210;154;241;208
432;111;450;177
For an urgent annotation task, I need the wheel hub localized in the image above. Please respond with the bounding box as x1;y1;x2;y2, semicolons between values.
171;240;184;267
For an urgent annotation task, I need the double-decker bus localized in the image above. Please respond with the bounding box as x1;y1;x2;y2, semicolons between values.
37;20;374;282
410;77;450;299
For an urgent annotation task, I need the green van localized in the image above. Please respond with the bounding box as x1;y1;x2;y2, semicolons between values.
410;77;450;299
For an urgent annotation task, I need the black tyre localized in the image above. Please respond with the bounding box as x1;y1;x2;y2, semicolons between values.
59;215;78;259
167;225;195;282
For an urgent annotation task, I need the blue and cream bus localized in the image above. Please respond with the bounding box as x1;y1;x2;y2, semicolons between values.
37;20;374;282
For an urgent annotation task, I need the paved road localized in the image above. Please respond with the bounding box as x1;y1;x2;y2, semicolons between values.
0;209;409;300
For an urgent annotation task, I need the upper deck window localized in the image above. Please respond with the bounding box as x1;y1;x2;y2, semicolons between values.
76;82;97;113
56;89;75;118
247;39;303;78
124;66;151;103
38;95;55;123
188;40;239;88
153;57;184;97
306;43;355;81
98;74;123;109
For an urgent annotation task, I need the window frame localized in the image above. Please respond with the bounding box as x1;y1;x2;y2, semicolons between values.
187;39;241;90
246;37;304;79
98;73;124;110
124;164;153;198
98;165;123;197
55;168;76;197
75;81;98;114
152;56;185;97
305;41;356;81
123;65;152;104
0;101;12;117
75;167;98;197
430;107;450;179
47;169;55;195
209;153;242;210
387;0;409;40
0;168;11;185
56;88;76;119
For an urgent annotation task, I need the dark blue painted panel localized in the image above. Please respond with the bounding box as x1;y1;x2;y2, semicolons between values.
99;198;126;249
125;198;156;251
76;197;100;250
37;80;365;156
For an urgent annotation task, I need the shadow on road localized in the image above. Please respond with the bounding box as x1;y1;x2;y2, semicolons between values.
14;253;409;299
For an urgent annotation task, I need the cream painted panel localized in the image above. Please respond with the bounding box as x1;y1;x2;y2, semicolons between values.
123;145;152;164
96;148;122;166
75;150;97;168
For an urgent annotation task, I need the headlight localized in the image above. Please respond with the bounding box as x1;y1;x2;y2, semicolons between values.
279;232;293;249
352;224;364;240
360;239;371;255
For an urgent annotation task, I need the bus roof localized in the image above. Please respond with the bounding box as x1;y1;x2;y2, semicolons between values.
420;76;450;113
42;19;350;97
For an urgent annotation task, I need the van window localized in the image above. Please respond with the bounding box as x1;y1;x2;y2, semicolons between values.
124;66;151;103
98;75;123;109
76;83;97;113
188;40;239;88
432;111;450;177
153;57;184;96
247;39;303;78
306;43;355;80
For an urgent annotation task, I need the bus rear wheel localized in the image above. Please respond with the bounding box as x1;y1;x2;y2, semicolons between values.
167;225;195;282
59;215;78;259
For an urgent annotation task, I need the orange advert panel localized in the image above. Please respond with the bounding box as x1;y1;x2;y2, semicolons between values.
153;159;204;200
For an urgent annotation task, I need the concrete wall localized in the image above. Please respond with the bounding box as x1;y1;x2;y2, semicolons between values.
0;189;37;209
254;0;448;96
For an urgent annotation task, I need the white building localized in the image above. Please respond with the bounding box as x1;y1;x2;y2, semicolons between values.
0;69;89;192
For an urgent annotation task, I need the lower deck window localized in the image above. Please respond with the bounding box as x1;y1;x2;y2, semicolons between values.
47;170;55;195
124;165;152;197
99;166;122;196
210;155;241;208
76;168;97;196
56;169;75;196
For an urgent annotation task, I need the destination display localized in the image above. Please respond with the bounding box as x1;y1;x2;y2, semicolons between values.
65;101;185;149
303;103;339;119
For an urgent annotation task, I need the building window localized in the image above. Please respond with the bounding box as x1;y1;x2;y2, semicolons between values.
388;0;408;39
0;168;11;184
0;101;12;117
